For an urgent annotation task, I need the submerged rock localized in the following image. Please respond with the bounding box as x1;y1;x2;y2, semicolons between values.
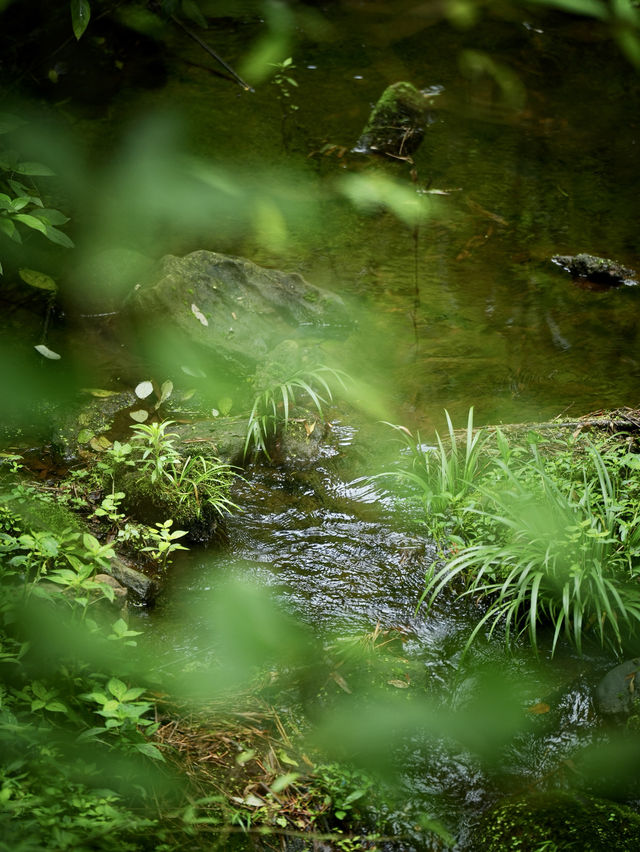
472;791;640;851
355;82;433;157
551;253;638;287
595;658;640;716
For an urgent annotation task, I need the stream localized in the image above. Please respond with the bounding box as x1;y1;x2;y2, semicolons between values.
4;0;640;847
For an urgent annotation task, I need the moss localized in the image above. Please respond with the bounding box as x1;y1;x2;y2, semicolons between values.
473;791;640;851
358;81;429;156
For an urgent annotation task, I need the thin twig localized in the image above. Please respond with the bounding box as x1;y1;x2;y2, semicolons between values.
169;14;254;92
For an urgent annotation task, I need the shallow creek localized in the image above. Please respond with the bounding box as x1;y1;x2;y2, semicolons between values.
146;418;613;849
39;2;640;845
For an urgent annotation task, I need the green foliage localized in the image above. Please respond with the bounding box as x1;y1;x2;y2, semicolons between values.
244;365;347;459
383;412;640;655
142;519;188;571
0;114;74;274
376;407;490;544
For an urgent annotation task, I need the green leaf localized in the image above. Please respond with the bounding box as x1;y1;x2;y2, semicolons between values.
15;162;55;177
107;677;127;701
71;0;91;39
33;208;70;226
135;742;165;761
181;0;207;28
0;114;25;135
43;225;74;248
19;268;57;292
45;701;68;713
0;218;21;243
13;213;47;234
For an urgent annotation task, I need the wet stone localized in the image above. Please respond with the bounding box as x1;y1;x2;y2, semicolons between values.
595;657;640;716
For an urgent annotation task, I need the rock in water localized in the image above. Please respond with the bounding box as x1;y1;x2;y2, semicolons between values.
552;253;638;287
595;658;640;716
125;250;348;373
355;82;432;157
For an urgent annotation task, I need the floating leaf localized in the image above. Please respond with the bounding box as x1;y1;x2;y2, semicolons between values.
527;702;550;715
218;396;233;415
90;435;112;452
191;303;208;326
130;409;149;423
387;679;410;688
19;268;57;292
155;380;173;407
34;344;61;360
77;429;95;444
135;380;154;399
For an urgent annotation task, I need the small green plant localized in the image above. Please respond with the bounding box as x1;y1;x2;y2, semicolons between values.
130;420;181;483
163;454;239;517
244;365;347;459
376;407;490;544
142;519;188;570
270;56;299;151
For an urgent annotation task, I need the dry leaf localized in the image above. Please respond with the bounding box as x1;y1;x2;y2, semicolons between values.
303;420;316;437
527;702;550;715
90;435;112;452
130;409;149;423
330;671;352;693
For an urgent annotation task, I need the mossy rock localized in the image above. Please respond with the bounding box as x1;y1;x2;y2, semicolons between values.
355;81;432;157
120;471;227;545
472;791;640;851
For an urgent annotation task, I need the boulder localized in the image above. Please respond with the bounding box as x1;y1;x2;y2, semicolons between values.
106;554;159;605
551;253;638;287
354;82;433;157
595;658;640;716
472;791;640;851
124;251;349;375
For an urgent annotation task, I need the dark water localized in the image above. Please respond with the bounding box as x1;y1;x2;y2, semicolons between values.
63;3;639;848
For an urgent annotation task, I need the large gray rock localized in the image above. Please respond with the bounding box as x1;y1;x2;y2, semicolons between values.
595;658;640;716
125;251;349;374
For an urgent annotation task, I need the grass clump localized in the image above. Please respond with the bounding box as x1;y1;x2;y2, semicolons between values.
380;410;640;655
